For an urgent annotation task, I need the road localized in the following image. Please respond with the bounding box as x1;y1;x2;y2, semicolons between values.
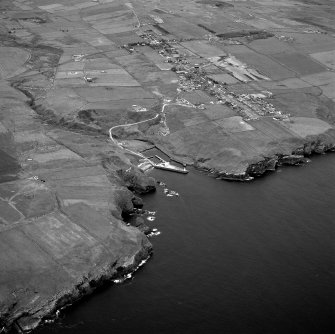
109;113;160;163
108;100;197;163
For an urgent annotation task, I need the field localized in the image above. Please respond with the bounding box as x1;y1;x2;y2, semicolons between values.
181;40;226;58
0;0;335;330
310;50;335;70
0;47;30;79
271;52;327;76
234;52;296;80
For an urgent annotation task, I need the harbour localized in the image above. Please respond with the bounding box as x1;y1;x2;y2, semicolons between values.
0;0;334;331
36;153;335;334
149;155;188;174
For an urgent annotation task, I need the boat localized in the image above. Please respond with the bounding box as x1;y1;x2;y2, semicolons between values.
150;155;189;174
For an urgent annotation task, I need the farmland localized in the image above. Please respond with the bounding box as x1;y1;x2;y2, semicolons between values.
0;0;334;331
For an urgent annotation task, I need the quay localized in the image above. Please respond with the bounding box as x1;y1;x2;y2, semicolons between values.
149;155;189;174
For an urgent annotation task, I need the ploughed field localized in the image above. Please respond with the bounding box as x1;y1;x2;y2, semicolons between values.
0;0;334;332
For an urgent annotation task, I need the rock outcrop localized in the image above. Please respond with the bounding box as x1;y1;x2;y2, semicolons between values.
117;167;156;194
192;135;335;181
245;137;335;179
0;55;154;333
133;216;152;235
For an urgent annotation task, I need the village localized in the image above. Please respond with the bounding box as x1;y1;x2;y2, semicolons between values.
0;0;334;332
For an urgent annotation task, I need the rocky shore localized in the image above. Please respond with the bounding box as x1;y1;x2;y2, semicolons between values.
143;134;335;182
2;240;152;333
0;101;155;334
0;88;155;332
226;137;335;181
0;39;156;334
192;137;335;181
1;0;335;332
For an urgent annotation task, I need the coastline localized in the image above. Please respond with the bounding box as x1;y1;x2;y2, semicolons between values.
146;139;335;182
9;246;153;333
0;47;156;334
0;0;335;332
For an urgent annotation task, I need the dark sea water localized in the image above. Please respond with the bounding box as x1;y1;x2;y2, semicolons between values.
37;154;335;334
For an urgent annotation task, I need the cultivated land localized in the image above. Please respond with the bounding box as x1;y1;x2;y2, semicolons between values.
0;0;334;331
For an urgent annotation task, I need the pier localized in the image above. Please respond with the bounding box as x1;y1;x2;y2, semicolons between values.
147;155;189;174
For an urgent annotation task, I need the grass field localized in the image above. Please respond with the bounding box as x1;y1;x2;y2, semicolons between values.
230;51;296;80
271;52;326;76
284;117;333;137
0;47;30;79
181;40;226;58
310;50;335;70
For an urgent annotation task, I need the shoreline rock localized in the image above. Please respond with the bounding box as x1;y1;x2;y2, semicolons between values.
117;167;156;194
197;138;335;182
133;216;152;235
12;243;152;333
1;1;334;332
0;62;155;334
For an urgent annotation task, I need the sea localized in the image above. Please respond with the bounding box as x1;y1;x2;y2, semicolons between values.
36;153;335;334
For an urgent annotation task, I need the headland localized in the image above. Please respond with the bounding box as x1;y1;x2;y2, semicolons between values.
0;0;334;332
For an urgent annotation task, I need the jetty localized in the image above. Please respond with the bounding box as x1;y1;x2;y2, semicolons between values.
150;155;189;174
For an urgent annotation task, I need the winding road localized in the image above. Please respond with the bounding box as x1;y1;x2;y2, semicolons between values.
109;113;160;163
108;100;196;164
